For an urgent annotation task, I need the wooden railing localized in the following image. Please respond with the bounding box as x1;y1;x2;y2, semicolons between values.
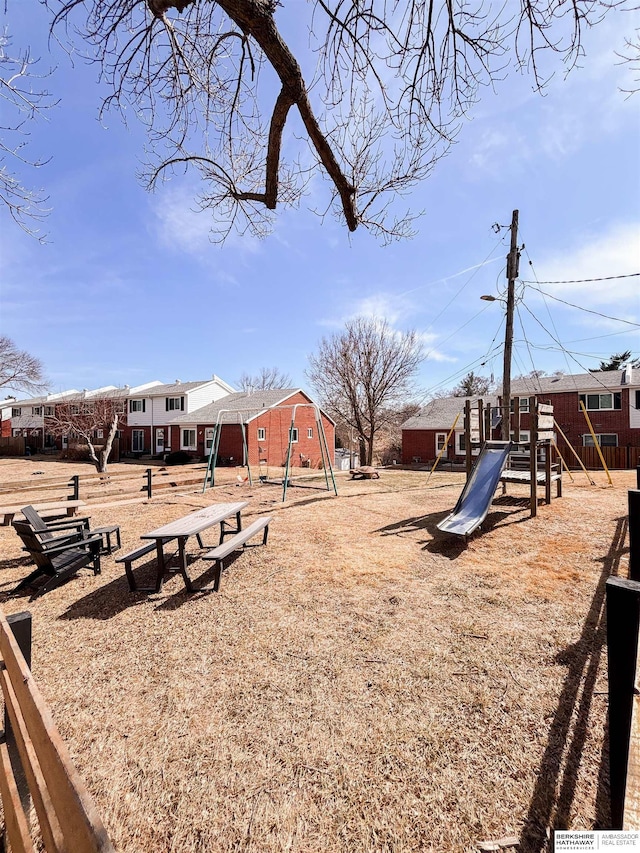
607;489;640;828
0;609;114;851
0;464;212;506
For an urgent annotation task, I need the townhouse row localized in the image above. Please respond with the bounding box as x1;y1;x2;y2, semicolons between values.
401;365;640;467
1;377;336;469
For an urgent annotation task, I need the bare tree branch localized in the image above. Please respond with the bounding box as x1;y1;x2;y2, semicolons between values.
46;391;128;472
0;28;58;240
0;336;47;395
236;366;293;391
42;0;634;242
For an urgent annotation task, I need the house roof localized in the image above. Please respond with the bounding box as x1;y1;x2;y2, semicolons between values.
138;380;223;397
402;395;500;430
168;389;330;425
510;367;639;395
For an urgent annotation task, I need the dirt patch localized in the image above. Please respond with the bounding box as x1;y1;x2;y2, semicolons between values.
0;457;633;852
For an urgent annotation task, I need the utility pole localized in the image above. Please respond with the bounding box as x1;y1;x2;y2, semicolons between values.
501;209;519;442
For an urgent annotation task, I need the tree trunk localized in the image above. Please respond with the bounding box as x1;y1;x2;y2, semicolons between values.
367;436;375;467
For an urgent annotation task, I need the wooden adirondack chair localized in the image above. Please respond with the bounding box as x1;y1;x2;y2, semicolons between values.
12;521;103;599
21;504;91;538
20;504;121;555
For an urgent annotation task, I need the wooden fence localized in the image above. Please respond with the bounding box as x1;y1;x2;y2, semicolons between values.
607;489;640;828
0;437;26;457
0;609;114;851
568;446;640;471
0;464;211;507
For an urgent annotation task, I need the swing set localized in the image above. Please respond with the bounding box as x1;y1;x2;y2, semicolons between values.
202;403;337;502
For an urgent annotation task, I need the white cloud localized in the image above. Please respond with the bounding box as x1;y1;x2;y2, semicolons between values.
532;221;640;309
151;183;262;257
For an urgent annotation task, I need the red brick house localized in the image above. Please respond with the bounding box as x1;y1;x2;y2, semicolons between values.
401;396;502;465
402;365;640;468
166;389;335;470
510;365;640;465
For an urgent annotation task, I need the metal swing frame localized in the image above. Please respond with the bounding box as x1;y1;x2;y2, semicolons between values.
202;403;337;502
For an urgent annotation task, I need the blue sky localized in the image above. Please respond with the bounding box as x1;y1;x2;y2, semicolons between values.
2;2;639;402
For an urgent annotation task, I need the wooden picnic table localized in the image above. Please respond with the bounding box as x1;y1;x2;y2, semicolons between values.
138;502;248;593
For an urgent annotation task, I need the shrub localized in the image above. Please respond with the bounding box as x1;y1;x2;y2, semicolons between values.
164;450;192;466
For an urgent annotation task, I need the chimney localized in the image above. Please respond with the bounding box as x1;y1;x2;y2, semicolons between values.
622;364;633;385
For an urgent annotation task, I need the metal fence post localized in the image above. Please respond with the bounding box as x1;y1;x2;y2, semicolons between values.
145;468;152;499
631;490;640;582
68;474;79;501
607;577;640;828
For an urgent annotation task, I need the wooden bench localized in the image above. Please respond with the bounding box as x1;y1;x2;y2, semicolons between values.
201;516;272;591
116;539;175;592
0;609;114;851
0;501;86;527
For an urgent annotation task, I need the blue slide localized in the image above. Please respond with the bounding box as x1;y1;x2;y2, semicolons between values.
437;441;513;538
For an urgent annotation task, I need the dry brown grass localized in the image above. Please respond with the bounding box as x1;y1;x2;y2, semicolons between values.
0;456;633;852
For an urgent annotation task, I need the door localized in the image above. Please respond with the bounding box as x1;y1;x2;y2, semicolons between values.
155;428;165;455
132;429;144;453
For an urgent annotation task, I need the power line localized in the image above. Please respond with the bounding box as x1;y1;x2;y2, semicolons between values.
522;246;580;392
521;272;639;284
524;284;640;328
418;238;505;337
518;301;629;394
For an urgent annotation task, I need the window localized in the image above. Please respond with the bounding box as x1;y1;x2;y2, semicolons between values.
510;430;531;444
95;429;104;439
456;432;466;454
129;399;145;413
32;406;42;416
181;429;196;450
289;428;299;443
70;405;80;415
307;427;313;439
579;392;621;411
166;397;184;411
11;408;21;417
205;428;214;450
44;406;54;416
257;427;266;441
510;397;530;413
132;429;145;452
636;390;640;410
435;432;447;453
583;434;618;447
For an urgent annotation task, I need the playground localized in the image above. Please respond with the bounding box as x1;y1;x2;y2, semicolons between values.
0;456;634;852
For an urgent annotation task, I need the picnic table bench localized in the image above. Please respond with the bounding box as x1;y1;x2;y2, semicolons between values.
0;500;87;526
202;516;272;591
349;466;380;480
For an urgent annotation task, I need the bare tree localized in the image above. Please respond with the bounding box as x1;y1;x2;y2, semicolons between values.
451;371;492;398
618;28;640;95
41;0;629;242
0;335;47;394
236;366;293;392
307;317;424;465
47;392;127;472
0;27;56;238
